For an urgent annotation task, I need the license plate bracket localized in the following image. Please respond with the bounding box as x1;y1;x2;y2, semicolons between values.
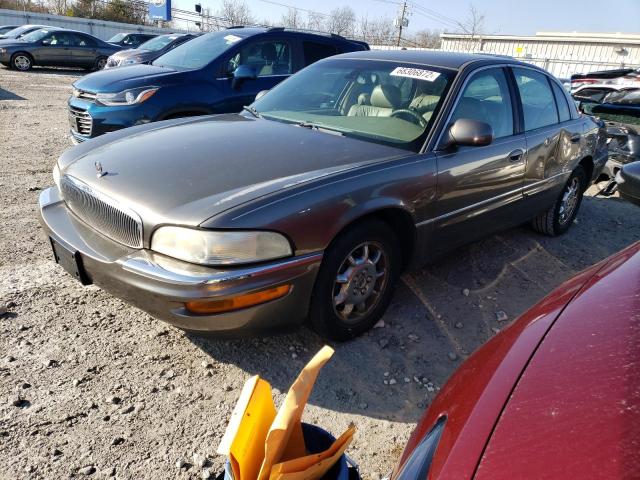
50;238;91;285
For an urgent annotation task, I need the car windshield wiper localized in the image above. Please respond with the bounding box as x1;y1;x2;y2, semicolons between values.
294;120;344;136
242;105;262;118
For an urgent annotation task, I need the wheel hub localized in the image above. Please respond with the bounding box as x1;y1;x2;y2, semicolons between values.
332;242;388;323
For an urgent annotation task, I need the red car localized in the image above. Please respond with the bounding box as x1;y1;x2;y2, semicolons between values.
392;241;640;479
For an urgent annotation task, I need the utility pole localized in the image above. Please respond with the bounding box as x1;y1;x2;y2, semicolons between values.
395;1;408;47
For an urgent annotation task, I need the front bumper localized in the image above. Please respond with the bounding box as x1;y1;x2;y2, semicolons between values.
38;187;322;335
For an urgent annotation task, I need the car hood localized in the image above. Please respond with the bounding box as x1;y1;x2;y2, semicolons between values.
72;64;182;93
475;242;640;479
58;114;409;234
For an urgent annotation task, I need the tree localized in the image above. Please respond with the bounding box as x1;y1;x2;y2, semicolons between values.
306;11;325;32
327;6;355;37
358;16;395;45
411;29;442;48
280;7;303;29
456;4;485;37
217;0;254;27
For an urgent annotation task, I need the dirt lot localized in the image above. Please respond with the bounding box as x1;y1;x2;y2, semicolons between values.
0;67;639;480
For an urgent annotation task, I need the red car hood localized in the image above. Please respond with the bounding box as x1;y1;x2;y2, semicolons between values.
476;242;640;479
393;241;640;480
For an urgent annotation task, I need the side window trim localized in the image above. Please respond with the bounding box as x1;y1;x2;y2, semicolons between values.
504;66;523;135
545;75;561;124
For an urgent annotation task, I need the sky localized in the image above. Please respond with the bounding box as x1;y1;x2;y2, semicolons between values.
171;0;640;36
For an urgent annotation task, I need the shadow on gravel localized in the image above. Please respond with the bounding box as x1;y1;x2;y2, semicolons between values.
0;87;25;100
1;66;84;77
187;193;640;423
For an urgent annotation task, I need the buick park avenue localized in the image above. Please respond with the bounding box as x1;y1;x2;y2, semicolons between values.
39;51;607;340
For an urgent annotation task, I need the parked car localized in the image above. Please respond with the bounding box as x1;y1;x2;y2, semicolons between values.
0;24;49;41
391;240;640;479
40;50;607;340
67;27;369;142
616;161;640;206
0;25;19;36
104;33;199;69
590;89;640;183
106;32;156;49
571;67;640;91
0;27;122;71
573;83;639;112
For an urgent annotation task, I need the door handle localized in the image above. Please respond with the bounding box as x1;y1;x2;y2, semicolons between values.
570;134;581;143
508;149;524;162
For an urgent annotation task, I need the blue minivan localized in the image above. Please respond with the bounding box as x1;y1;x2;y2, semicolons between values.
68;27;368;142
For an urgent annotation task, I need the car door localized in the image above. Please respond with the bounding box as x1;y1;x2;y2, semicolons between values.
215;38;294;112
34;31;74;66
430;66;527;252
70;33;98;68
511;67;577;204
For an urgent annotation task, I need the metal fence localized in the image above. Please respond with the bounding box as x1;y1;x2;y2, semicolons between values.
440;32;640;79
0;8;183;41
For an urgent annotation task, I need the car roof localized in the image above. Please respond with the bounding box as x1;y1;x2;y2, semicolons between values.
218;26;365;44
331;49;530;70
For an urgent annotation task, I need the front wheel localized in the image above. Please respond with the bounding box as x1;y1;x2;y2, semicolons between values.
11;53;32;71
308;219;401;341
531;165;587;236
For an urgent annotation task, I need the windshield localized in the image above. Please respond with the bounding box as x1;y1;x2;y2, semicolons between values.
252;58;453;150
21;28;53;43
153;31;245;70
3;25;36;38
139;34;180;52
108;33;127;43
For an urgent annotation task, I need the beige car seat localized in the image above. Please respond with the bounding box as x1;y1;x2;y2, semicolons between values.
347;84;401;117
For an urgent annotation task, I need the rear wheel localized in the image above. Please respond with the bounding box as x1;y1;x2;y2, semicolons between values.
308;219;400;341
93;57;107;71
531;166;587;236
11;53;32;71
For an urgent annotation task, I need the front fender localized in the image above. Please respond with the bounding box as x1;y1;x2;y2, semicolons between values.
203;155;436;255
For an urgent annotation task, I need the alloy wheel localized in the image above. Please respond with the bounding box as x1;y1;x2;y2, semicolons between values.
332;241;388;323
96;58;107;70
559;177;580;225
14;55;30;71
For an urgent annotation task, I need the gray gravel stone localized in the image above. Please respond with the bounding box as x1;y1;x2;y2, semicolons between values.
447;352;458;361
495;310;509;322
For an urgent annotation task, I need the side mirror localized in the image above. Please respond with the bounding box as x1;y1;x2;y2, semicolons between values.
441;118;494;149
41;39;51;46
617;161;640;207
232;65;257;89
255;89;269;101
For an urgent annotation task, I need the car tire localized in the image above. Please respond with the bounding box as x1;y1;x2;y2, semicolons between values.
11;53;32;71
308;219;401;341
93;57;108;71
531;165;587;236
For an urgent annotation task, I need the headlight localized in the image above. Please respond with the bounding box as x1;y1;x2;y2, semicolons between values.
122;57;142;65
151;227;293;265
53;163;61;192
394;417;446;480
95;86;158;106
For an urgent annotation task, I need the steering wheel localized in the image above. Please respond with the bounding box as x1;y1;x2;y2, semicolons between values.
390;109;427;128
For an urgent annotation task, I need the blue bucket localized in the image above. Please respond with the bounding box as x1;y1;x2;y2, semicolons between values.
222;423;353;480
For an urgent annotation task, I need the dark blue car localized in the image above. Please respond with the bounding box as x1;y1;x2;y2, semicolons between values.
68;27;369;142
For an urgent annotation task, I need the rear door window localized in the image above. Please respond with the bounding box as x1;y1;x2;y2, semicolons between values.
513;68;559;130
302;42;338;65
72;34;96;47
551;81;571;122
450;68;514;139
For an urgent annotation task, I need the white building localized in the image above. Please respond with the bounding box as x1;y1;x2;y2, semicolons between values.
440;31;640;78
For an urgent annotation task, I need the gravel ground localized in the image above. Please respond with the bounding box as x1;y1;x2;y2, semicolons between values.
1;67;639;480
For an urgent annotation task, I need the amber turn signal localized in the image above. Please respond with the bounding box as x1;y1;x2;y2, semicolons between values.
185;285;291;314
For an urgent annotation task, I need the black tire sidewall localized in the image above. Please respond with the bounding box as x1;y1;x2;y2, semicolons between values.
308;219;401;341
94;57;107;70
11;53;32;71
552;166;587;235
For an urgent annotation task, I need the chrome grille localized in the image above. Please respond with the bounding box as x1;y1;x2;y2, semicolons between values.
68;106;93;136
60;175;143;248
72;88;97;101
